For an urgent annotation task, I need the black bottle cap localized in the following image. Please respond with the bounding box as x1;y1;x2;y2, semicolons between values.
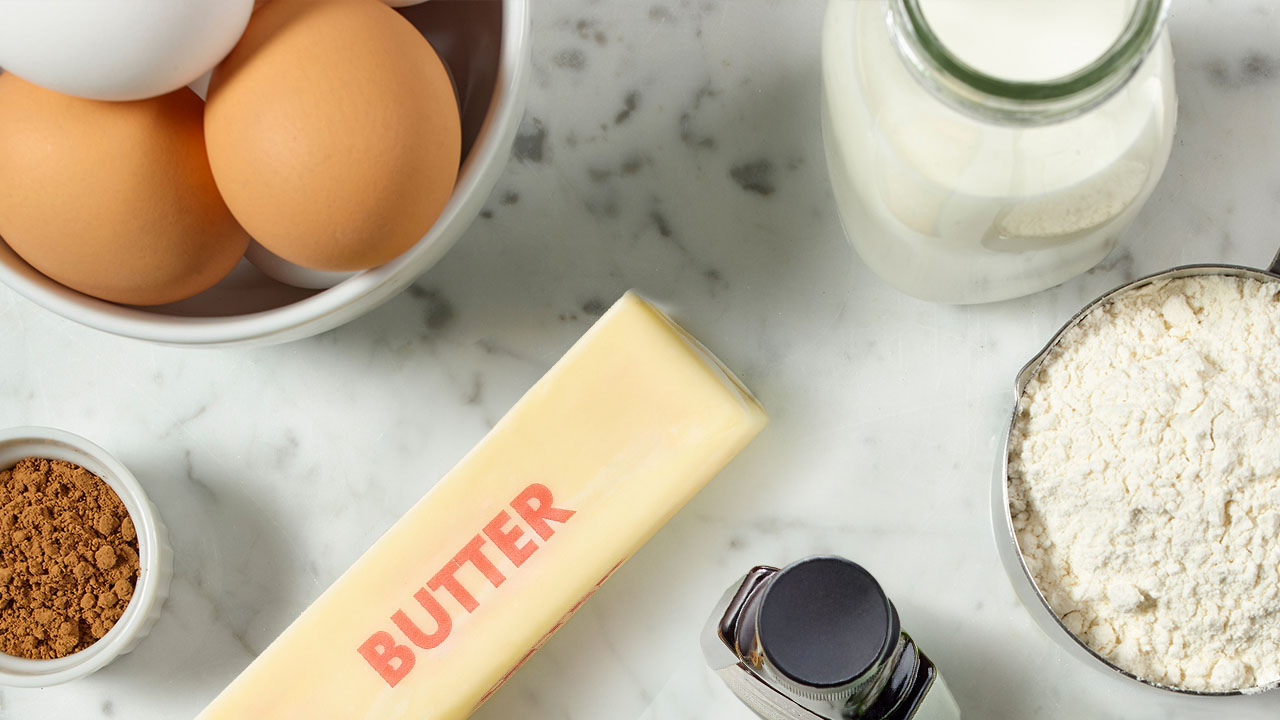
756;556;899;691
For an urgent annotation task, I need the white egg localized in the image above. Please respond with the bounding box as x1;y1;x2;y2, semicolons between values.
0;0;254;101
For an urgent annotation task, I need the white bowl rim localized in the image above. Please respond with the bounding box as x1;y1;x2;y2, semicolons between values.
0;0;531;347
0;427;168;687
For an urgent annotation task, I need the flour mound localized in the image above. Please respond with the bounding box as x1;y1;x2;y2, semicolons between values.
1009;275;1280;692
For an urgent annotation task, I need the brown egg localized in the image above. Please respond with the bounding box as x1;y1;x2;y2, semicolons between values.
0;75;250;306
205;0;461;272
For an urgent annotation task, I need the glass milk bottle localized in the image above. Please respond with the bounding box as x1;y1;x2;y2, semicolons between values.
822;0;1176;304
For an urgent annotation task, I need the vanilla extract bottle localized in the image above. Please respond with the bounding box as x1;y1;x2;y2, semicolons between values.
703;556;960;720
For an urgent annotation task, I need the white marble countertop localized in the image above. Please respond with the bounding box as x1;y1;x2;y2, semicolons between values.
5;1;1280;718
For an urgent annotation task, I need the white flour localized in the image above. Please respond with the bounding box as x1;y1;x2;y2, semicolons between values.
1009;275;1280;692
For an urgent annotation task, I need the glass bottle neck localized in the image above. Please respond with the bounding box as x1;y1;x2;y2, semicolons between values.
886;0;1171;126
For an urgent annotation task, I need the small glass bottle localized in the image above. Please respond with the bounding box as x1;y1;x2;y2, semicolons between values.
822;0;1175;304
703;556;959;720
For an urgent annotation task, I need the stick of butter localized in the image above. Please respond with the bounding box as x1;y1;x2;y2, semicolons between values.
199;291;767;720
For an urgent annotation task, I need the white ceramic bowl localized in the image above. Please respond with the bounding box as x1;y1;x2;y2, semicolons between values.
0;1;531;347
0;427;173;687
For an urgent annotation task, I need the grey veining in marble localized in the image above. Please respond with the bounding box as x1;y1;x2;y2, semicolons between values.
4;1;1280;719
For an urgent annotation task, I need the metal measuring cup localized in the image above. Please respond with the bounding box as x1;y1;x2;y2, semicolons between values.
992;249;1280;697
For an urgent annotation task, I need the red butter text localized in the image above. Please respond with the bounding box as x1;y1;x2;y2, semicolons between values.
356;483;575;687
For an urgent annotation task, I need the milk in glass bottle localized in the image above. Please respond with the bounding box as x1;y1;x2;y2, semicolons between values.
822;0;1175;303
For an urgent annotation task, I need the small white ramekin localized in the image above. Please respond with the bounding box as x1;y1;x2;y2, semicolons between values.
0;427;173;687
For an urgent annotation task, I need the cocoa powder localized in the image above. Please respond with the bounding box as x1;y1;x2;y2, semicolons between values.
0;457;139;659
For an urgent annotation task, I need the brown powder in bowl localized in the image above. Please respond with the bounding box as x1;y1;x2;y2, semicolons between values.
0;457;140;659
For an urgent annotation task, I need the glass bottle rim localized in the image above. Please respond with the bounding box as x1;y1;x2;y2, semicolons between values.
887;0;1172;125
